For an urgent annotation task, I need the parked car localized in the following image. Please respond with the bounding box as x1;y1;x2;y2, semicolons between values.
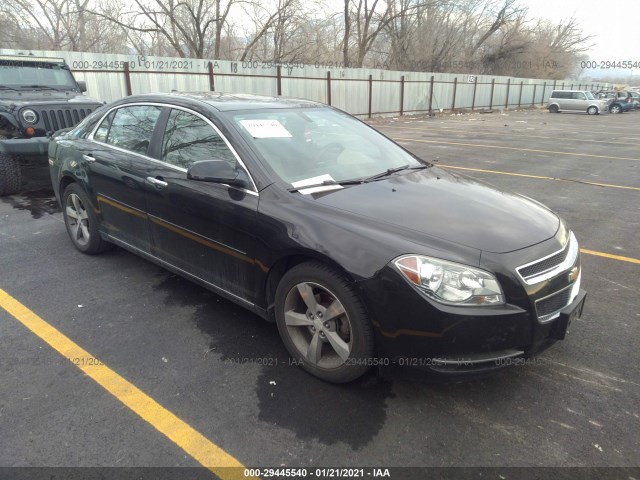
0;54;102;195
593;91;634;113
547;90;609;115
627;91;640;109
49;93;586;383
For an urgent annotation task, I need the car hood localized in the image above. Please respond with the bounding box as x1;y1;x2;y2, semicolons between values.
0;90;101;107
311;167;559;254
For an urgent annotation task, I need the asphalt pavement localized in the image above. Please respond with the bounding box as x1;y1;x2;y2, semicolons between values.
1;107;638;479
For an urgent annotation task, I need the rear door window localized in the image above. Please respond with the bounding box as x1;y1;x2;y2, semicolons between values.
95;105;162;155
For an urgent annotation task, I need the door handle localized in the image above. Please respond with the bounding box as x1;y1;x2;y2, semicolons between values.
82;154;96;162
146;176;168;189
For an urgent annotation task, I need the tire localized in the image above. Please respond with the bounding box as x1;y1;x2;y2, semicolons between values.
0;143;22;196
548;105;559;113
275;261;374;383
61;183;111;254
587;106;598;115
610;104;622;114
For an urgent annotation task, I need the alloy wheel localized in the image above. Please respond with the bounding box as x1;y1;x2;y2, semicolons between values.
283;281;352;368
65;193;91;247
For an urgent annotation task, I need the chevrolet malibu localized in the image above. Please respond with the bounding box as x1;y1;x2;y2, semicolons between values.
49;93;586;383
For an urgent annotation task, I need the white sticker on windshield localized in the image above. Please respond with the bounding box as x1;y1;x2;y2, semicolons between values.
291;174;343;194
239;119;292;138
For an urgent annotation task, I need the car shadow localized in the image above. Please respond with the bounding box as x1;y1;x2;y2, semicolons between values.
152;271;395;449
151;270;545;451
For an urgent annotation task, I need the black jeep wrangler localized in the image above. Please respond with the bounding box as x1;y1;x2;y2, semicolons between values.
0;54;102;195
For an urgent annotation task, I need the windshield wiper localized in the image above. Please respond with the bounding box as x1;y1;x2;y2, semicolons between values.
363;163;432;182
288;164;433;192
287;179;363;193
20;84;60;90
0;85;20;91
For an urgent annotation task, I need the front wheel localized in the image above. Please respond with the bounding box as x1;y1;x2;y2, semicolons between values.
587;106;598;115
275;262;374;383
0;152;22;196
62;183;111;254
610;104;622;114
548;105;559;113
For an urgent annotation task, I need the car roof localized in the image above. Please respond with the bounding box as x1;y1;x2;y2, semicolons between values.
125;92;324;112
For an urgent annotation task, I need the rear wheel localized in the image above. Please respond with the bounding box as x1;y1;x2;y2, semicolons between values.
275;262;374;383
587;106;598;115
548;105;559;113
62;183;111;254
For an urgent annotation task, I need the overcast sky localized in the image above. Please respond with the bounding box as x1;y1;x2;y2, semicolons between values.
520;0;639;60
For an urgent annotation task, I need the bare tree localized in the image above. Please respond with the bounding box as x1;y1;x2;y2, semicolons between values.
473;6;531;74
240;0;307;61
6;0;71;50
342;0;438;67
1;0;593;80
522;18;594;79
4;0;126;52
380;0;590;79
467;0;524;56
0;12;33;49
93;0;239;58
383;0;469;71
343;0;391;67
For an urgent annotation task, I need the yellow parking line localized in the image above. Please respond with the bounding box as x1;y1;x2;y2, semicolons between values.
393;137;640;161
0;288;256;480
426;123;640;137
580;249;640;265
437;165;640;191
379;124;640;147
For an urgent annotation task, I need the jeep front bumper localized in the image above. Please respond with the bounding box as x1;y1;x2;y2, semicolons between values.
0;137;49;155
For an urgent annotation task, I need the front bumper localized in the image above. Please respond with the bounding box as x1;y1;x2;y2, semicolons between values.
0;137;49;155
357;262;586;377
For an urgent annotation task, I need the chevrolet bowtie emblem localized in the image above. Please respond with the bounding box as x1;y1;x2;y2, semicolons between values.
568;266;579;282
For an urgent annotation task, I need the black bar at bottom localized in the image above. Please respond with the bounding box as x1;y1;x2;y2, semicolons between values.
0;467;638;480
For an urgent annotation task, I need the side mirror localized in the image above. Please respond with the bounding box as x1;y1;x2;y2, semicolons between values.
187;160;249;188
77;81;87;92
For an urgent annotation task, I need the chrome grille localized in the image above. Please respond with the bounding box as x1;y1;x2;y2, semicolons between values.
40;108;92;132
519;247;569;279
536;285;572;322
517;231;578;285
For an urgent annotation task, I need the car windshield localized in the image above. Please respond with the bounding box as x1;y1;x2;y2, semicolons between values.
584;92;595;100
228;107;425;184
0;60;77;89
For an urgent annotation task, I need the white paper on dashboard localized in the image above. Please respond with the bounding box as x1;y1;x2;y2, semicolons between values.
239;119;292;138
291;174;344;194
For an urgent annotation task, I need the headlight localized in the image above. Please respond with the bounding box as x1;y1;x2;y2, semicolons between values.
393;255;505;306
22;109;38;124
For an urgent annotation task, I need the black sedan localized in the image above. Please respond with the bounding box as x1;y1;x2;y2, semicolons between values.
48;93;586;383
